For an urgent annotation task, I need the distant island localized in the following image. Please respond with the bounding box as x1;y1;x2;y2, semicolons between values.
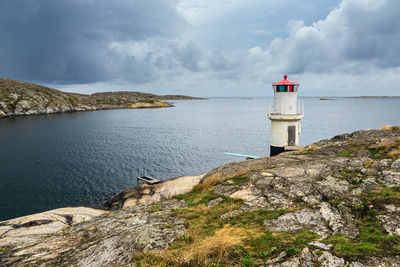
0;78;206;118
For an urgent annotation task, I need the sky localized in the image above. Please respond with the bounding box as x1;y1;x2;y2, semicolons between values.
0;0;399;97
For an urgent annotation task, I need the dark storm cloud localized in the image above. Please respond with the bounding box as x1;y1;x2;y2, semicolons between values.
0;0;187;83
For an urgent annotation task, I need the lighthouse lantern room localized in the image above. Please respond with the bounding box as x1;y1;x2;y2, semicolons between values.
268;75;304;156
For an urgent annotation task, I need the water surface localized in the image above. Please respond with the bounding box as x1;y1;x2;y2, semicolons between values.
0;97;399;220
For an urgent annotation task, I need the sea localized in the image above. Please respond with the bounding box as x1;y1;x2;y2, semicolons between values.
1;97;400;221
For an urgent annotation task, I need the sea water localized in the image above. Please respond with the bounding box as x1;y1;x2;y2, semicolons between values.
0;97;399;220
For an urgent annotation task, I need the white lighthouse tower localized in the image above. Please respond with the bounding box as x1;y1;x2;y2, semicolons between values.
268;75;304;156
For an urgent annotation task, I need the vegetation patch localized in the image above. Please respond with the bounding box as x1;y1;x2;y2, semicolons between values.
226;175;250;186
149;204;164;213
244;229;318;265
324;187;400;260
335;168;363;184
368;140;400;159
133;183;311;266
362;186;400;207
362;160;374;168
341;150;352;157
0;246;13;254
142;98;157;104
175;184;221;207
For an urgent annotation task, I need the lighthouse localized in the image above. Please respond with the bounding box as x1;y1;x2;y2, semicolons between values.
268;75;304;156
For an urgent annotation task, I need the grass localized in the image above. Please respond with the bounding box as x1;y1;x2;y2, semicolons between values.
0;247;13;254
341;150;352;157
324;187;400;260
142;98;157;104
175;184;221;207
335;168;363;184
226;175;250;186
362;160;374;168
362;186;400;206
132;170;400;266
149;204;164;212
368;140;400;159
244;229;318;264
133;182;314;266
296;148;314;155
293;196;304;203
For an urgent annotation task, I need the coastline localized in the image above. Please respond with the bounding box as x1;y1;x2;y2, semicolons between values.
0;78;206;119
1;127;400;266
0;100;173;119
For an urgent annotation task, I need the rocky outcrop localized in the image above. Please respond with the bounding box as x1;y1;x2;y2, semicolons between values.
1;128;400;266
0;207;107;249
103;175;204;210
0;79;204;118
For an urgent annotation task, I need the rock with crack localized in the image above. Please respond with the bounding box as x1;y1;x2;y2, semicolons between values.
0;207;107;248
265;203;358;238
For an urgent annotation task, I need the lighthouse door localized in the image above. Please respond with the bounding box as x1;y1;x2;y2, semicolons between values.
288;126;296;146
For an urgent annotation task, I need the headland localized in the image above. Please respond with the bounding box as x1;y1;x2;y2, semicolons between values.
0;79;206;118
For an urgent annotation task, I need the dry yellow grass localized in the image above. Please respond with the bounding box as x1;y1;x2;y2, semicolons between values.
380;125;394;130
180;225;250;266
388;150;400;157
139;224;257;267
378;140;396;148
129;102;169;108
202;170;249;186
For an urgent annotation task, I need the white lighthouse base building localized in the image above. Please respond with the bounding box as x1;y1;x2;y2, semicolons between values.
268;75;304;156
269;114;303;155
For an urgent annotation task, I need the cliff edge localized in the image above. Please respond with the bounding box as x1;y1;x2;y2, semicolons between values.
1;127;400;266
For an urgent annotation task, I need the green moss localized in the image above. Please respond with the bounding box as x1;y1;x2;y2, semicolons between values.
286;246;300;256
325;196;400;260
335;168;363;184
368;147;385;159
142;98;157;104
0;246;13;254
363;186;400;206
227;175;250;186
175;185;221;207
149;204;164;212
227;209;286;227
341;151;352;157
293;196;304;203
245;229;318;261
362;160;374;168
296;148;314;155
241;255;254;267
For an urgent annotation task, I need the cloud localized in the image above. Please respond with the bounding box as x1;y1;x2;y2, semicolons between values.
262;0;400;74
0;0;188;84
1;0;399;96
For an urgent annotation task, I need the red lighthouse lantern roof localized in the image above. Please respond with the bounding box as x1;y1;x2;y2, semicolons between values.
273;75;299;86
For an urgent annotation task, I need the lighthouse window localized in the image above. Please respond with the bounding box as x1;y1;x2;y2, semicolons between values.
289;85;293;92
278;85;285;92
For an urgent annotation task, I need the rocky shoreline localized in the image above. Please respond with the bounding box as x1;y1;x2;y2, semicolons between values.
1;127;400;266
0;79;205;118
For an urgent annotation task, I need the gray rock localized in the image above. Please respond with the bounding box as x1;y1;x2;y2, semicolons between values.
265;203;358;238
380;171;400;186
392;159;400;172
316;176;350;199
220;209;243;219
377;213;400;235
317;251;345;267
208;197;223;208
308;241;332;250
265;251;287;264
